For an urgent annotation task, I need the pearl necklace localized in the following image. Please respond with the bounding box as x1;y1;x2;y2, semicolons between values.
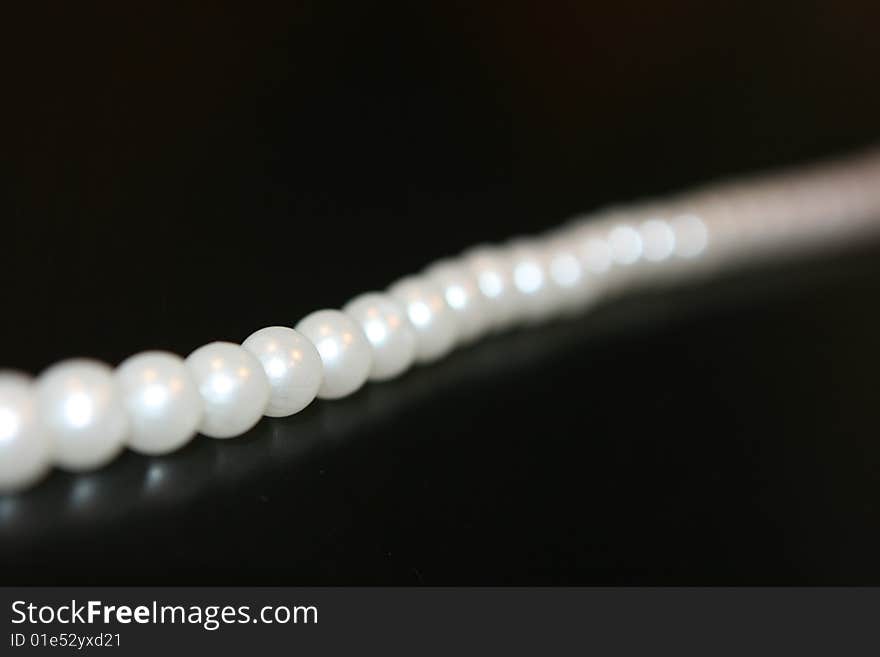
2;151;880;492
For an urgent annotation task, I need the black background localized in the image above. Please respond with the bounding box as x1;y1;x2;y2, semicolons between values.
3;1;880;584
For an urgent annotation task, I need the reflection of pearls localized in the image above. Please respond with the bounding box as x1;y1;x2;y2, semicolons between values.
6;150;880;490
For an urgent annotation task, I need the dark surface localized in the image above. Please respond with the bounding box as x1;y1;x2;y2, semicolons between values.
3;1;880;584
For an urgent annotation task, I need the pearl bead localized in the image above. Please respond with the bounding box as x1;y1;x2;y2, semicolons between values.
607;223;644;266
424;259;490;343
295;310;373;399
671;213;709;259
0;372;52;491
242;326;323;415
342;293;417;381
461;246;519;330
639;218;676;263
542;237;590;313
186;342;270;438
564;221;624;297
506;239;559;323
574;227;613;277
116;351;203;454
36;359;129;471
388;276;458;363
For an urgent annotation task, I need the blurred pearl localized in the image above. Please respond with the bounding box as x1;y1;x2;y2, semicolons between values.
388;276;458;363
505;239;559;323
542;237;590;313
242;326;323;416
0;372;52;491
342;293;417;381
117;351;203;454
462;246;519;330
639;219;676;262
565;223;613;303
607;223;644;266
295;310;373;399
37;359;128;471
424;259;490;342
576;229;613;276
186;342;270;438
671;213;709;259
689;195;739;268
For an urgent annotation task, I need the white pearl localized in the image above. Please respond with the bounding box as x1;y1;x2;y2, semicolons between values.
0;372;52;491
577;220;640;295
242;326;323;415
506;239;559;323
575;228;613;277
185;342;270;438
424;259;490;342
639;218;676;263
388;276;458;363
607;223;644;266
36;359;129;471
671;213;709;259
461;245;519;330
116;351;203;454
342;293;417;381
541;236;590;313
295;310;373;399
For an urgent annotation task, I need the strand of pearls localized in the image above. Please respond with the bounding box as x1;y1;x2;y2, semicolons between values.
2;151;880;492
